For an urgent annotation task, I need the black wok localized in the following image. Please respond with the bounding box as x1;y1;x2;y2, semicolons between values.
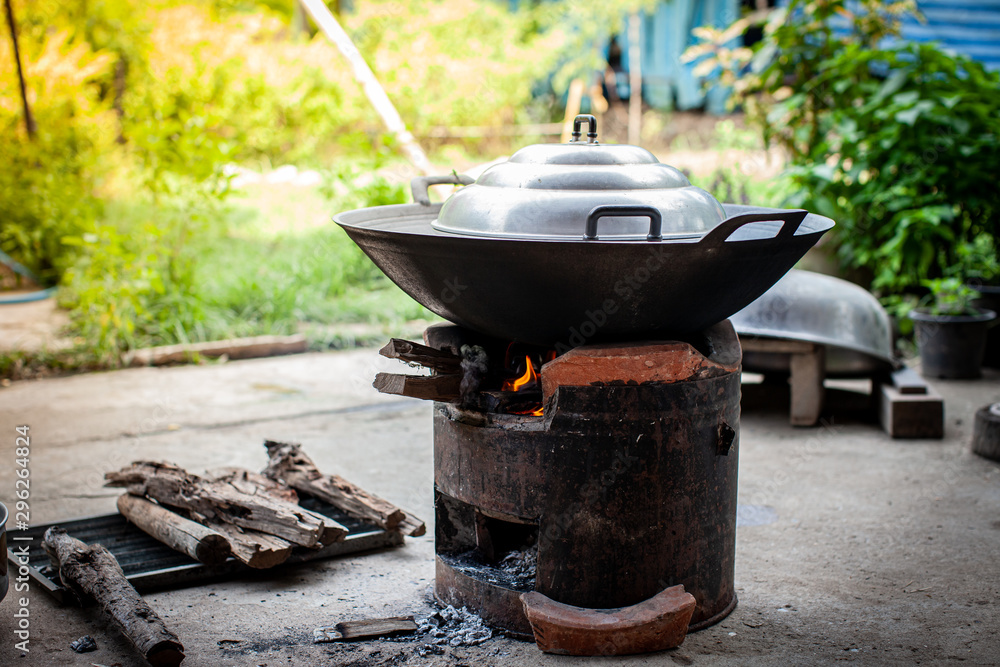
334;202;834;347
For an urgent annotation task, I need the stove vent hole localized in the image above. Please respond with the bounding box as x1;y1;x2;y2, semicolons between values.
475;511;538;565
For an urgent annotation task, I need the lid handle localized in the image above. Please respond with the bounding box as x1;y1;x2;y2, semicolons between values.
571;114;599;144
585;205;662;241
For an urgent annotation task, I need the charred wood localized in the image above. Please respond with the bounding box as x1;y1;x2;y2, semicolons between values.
116;494;230;566
263;440;426;537
43;528;185;667
373;372;462;402
105;461;346;548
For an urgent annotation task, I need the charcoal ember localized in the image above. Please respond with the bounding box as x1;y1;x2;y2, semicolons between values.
70;635;98;653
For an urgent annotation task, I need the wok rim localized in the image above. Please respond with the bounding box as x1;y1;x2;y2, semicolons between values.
333;202;835;244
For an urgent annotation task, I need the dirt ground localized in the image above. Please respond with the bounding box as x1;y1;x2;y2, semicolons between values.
0;348;998;666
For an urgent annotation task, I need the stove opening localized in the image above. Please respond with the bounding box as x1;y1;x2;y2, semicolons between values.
494;345;556;417
475;511;538;564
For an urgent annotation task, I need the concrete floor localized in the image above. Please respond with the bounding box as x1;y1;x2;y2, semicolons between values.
1;349;999;666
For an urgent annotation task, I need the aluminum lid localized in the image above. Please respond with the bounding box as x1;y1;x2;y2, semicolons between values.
431;115;726;241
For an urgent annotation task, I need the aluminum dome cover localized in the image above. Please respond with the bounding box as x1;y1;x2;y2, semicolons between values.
431;115;726;241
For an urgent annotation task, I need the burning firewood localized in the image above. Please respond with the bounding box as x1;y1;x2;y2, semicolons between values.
263;440;426;537
105;461;347;548
372;372;462;402
373;337;488;406
43;527;186;667
379;338;463;374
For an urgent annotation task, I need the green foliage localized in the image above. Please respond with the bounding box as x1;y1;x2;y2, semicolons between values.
687;0;1000;306
0;0;588;368
56;171;421;365
920;278;980;317
0;26;115;283
952;234;1000;286
781;43;1000;297
59;199;213;364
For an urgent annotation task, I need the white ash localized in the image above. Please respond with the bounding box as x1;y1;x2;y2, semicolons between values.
497;546;537;583
415;605;492;655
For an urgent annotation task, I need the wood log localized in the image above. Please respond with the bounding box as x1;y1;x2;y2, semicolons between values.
373;372;462;402
313;616;417;643
971;403;1000;461
105;462;346;548
263;441;426;537
116;495;230;566
206;468;299;504
200;520;293;570
127;334;307;366
378;338;462;374
43;527;185;667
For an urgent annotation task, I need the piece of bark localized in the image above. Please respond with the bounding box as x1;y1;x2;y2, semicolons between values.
43;527;185;667
379;338;462;374
105;462;345;548
373;372;462;402
313;616;418;643
263;440;425;537
200;520;293;569
116;494;230;566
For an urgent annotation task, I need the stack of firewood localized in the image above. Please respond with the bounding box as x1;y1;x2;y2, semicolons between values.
104;440;425;570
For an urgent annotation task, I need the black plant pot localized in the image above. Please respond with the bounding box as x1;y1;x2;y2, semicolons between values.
910;308;997;379
970;284;1000;368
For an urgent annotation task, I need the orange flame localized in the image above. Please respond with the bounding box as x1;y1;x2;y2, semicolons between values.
504;355;538;392
503;355;544;416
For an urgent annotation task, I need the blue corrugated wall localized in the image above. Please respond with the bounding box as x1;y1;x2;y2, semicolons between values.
816;0;1000;70
887;1;1000;71
514;1;1000;112
618;0;739;113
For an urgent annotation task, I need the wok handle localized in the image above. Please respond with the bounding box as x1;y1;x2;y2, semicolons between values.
699;209;808;248
585;206;662;241
410;174;475;206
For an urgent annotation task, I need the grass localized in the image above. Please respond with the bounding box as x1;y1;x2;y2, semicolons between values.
7;163;440;376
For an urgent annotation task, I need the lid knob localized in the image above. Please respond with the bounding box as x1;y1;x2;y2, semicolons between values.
570;114;599;144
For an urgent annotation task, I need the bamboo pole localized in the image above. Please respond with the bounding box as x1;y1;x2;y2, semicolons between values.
559;78;586;143
297;0;433;176
627;12;642;146
4;0;36;139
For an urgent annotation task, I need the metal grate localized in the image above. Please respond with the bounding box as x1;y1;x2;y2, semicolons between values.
7;498;403;603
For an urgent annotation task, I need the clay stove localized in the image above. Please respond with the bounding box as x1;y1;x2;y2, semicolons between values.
379;319;743;652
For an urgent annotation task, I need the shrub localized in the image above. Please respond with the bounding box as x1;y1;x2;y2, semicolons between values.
686;0;1000;311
